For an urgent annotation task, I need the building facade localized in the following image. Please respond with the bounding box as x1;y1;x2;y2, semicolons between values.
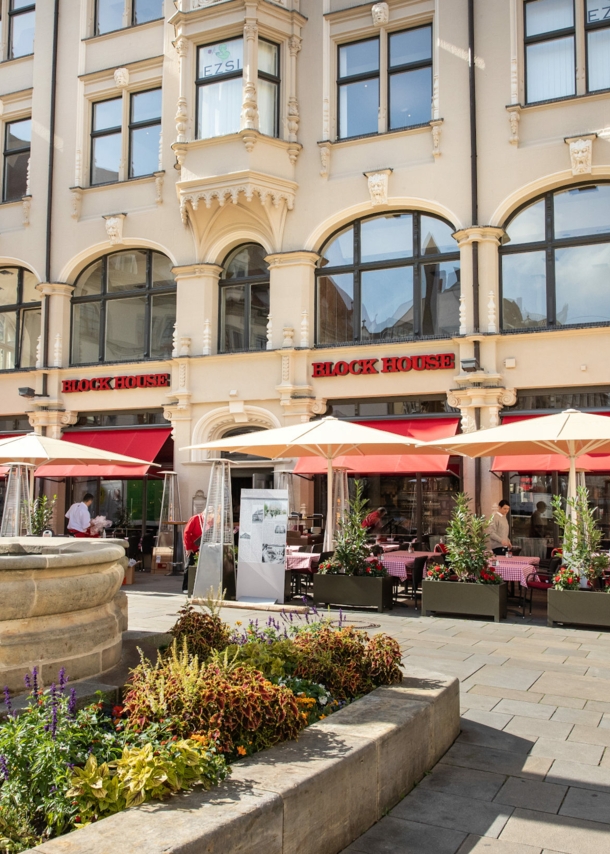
1;0;609;550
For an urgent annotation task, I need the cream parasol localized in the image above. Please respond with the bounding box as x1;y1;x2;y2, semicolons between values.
182;416;422;548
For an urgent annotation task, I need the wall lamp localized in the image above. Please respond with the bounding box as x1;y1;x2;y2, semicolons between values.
18;388;49;400
460;358;480;373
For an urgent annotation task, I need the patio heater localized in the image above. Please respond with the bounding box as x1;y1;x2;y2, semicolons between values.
192;459;236;600
273;469;294;515
1;463;33;537
153;471;186;576
324;467;349;551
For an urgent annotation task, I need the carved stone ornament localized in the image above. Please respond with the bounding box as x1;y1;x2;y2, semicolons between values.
266;315;273;350
430;120;442;158
202;319;212;356
282;326;294;349
319;143;331;179
241;82;258;131
154;171;164;205
371;2;389;26
35;334;42;369
22;196;31;227
179;336;191;357
114;68;129;89
566;135;595;176
300;310;309;348
53;333;62;368
71;188;82;220
175;97;188;144
174;36;189;59
104;214;126;245
365;169;392;206
507;106;520;145
487;290;497;334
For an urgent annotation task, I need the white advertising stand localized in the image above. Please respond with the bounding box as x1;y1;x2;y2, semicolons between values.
237;488;288;604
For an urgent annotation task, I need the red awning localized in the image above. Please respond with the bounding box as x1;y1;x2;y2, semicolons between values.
293;418;460;475
491;413;610;473
35;428;172;478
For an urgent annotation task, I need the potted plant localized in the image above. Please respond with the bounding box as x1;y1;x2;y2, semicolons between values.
313;482;393;612
422;493;508;622
548;487;610;628
29;494;57;536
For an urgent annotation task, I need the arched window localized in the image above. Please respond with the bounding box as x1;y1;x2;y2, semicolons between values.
316;212;460;345
71;249;176;365
220;244;270;353
0;267;41;370
500;183;610;330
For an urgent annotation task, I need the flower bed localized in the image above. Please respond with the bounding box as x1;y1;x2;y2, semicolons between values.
0;605;402;851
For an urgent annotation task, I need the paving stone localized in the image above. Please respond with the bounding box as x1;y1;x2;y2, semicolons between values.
461;693;501;712
455;836;542;854
401;655;490;681
550;707;602;727
530;738;604;765
441;743;552;781
468;686;544;704
494;700;557;720
458;719;536;754
462;665;543;691
543;695;586;710
503;717;573;742
493;777;567;814
462;709;515;730
530;673;610;703
499;807;610;854
501;659;589;677
585;667;610;681
546;759;610;792
559;787;610;825
585;700;610;714
568;725;610;748
417;764;507;802
343;816;466;854
391;789;514;838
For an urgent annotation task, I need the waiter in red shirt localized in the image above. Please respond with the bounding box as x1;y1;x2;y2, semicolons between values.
182;512;204;593
362;507;387;534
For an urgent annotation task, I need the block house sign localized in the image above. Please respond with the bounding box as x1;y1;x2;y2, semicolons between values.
62;373;171;393
311;353;456;378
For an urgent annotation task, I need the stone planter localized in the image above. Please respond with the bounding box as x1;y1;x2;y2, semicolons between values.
422;579;508;622
547;588;610;628
313;574;393;612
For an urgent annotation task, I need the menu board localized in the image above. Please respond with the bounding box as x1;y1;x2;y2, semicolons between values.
237;489;288;602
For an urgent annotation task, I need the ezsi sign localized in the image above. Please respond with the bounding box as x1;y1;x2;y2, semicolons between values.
62;373;170;393
311;353;455;378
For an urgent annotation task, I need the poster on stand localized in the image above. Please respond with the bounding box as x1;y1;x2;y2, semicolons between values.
237;489;288;602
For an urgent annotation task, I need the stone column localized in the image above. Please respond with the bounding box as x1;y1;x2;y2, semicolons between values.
265;251;319;350
287;36;302;142
241;13;259;131
173;264;222;356
36;283;74;369
453;227;504;337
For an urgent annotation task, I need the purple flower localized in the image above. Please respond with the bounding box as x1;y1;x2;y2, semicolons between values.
51;702;58;739
68;688;77;717
24;673;31;690
2;686;12;716
59;668;67;691
32;667;39;696
0;755;9;781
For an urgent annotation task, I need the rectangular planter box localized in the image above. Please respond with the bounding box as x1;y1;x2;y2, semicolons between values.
422;580;508;622
547;588;610;628
313;574;393;613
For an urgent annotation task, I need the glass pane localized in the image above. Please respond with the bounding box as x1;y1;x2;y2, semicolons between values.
0;312;16;369
319;227;354;268
20;307;41;368
150;293;176;359
317;273;354;344
554;185;610;238
10;10;35;58
221;285;246;352
93;99;122;131
389;66;432;128
588;29;610;92
501;251;547;329
11;0;35;8
525;0;574;36
505;199;546;244
152;253;174;288
100;480;124;527
259;40;278;76
339;78;379;138
22;271;38;303
0;269;18;306
107;251;148;292
224;244;268;278
198;39;243;79
91;133;121;184
526;36;575;102
133;0;163;25
508;474;554;543
3;152;29;202
421;216;457;255
423;476;461;538
389;26;432;67
555;242;610;325
361;266;414;341
250;283;270;350
131;89;162;123
71;302;100;364
258;78;278;137
339;39;379;77
6;118;31;151
197;77;242;139
105;296;146;360
74;260;103;297
361;215;413;262
421;262;461;337
585;474;610;541
96;0;123;34
130;124;160;177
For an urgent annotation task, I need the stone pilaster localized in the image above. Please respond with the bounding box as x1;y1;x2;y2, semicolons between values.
172;263;222;356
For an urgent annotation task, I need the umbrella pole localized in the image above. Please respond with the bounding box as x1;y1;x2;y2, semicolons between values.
568;451;577;522
324;459;334;551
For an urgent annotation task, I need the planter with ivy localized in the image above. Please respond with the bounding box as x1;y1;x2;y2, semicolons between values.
421;494;508;622
312;483;393;612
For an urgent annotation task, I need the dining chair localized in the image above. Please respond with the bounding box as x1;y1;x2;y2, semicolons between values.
524;556;560;615
410;556;428;610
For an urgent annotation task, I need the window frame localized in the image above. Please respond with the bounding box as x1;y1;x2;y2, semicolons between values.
2;116;31;202
128;87;162;179
70;249;176;366
315;212;460;347
90;96;123;186
258;37;281;138
8;0;35;60
499;181;610;331
218;244;270;354
584;0;610;92
523;0;577;104
336;36;380;140
94;0;164;37
387;25;433;132
195;36;245;141
0;266;41;372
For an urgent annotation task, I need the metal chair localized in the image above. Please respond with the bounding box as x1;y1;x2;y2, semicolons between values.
524;556;560;615
410;556;428;610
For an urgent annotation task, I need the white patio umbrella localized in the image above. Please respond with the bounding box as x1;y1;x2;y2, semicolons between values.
182;417;422;548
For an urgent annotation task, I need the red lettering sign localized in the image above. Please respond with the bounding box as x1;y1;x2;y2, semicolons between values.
313;354;454;379
62;373;170;392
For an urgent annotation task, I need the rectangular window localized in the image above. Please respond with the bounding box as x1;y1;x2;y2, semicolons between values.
95;0;162;35
150;293;176;359
524;0;575;103
361;266;414;341
501;251;548;329
3;118;31;202
197;38;244;139
129;88;161;177
316;273;354;344
0;312;17;370
338;38;379;139
388;26;433;130
19;306;41;368
133;0;163;26
258;40;280;137
221;285;246;352
91;98;122;185
9;0;35;59
105;295;147;361
586;0;610;91
72;302;101;364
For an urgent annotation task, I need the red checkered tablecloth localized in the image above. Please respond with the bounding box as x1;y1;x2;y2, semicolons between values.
379;551;437;580
490;558;538;588
286;553;319;573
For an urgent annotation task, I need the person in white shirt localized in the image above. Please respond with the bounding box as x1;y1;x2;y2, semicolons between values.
65;493;94;538
487;500;511;555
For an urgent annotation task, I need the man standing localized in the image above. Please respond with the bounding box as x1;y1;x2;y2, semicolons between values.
488;499;511;555
65;493;94;537
530;500;547;538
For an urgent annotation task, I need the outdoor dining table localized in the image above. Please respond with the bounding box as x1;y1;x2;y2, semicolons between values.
377;542;401;552
285;552;320;572
489;555;541;588
379;551;437;581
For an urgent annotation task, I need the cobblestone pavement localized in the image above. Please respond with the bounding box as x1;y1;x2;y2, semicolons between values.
125;575;610;854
